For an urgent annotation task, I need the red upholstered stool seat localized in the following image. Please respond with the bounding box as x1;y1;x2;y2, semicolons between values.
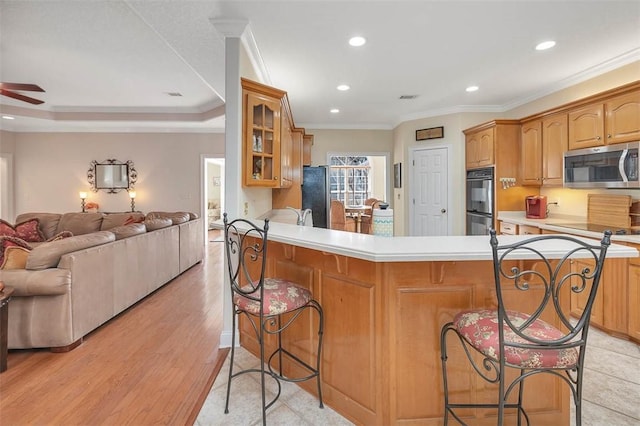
234;278;312;315
453;309;579;369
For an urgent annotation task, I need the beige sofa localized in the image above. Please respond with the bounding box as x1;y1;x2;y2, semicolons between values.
0;211;203;350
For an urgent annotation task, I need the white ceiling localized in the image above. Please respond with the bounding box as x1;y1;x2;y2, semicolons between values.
1;0;639;133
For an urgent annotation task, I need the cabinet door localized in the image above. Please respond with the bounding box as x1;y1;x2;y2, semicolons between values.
542;114;568;186
476;128;494;167
465;133;479;169
568;104;604;150
279;113;293;188
521;120;542;185
302;134;313;166
518;225;540;235
605;90;640;145
628;263;640;342
570;258;604;328
244;92;281;187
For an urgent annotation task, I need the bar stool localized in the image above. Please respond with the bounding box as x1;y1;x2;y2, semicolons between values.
440;229;611;425
223;214;324;425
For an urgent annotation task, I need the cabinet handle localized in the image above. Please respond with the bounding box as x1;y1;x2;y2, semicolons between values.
274;176;278;180
607;134;612;138
596;136;601;140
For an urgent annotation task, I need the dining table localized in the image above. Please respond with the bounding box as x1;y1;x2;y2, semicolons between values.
344;205;372;233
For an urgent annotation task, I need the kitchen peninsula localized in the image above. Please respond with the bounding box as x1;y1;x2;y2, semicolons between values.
220;220;637;425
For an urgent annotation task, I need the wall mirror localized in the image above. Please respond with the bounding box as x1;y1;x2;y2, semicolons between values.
88;159;137;193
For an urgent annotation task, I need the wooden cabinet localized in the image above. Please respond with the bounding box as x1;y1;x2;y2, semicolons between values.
625;243;640;343
568;89;640;150
521;120;543;185
242;78;286;187
518;224;540;235
541;114;568;186
465;127;494;169
302;134;313;166
605;90;640;144
523;114;568;186
499;221;517;235
570;258;605;328
568;104;604;150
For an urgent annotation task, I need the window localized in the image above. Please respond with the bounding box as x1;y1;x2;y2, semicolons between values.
329;156;371;205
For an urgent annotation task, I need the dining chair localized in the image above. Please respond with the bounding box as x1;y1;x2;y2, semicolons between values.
440;229;611;425
330;200;356;232
223;214;324;425
360;198;380;234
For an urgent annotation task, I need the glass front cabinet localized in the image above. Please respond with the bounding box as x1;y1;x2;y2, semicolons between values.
242;78;286;188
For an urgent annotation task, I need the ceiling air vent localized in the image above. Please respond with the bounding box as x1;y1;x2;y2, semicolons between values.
166;92;183;97
399;95;418;100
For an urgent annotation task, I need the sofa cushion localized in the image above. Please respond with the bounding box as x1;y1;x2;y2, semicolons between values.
109;223;146;240
0;218;45;242
146;211;190;225
26;231;116;270
101;212;145;230
56;212;104;236
144;218;173;231
46;231;74;242
0;236;32;267
188;212;199;220
1;246;30;269
15;213;62;240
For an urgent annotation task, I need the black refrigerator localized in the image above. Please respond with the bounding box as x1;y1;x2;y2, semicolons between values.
302;166;330;228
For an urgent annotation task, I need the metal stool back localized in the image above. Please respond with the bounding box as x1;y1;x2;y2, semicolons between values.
440;229;611;425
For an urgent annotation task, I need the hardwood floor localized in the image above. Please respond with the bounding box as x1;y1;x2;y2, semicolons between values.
0;230;228;425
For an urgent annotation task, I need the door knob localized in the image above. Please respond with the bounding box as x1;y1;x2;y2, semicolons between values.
441;209;447;213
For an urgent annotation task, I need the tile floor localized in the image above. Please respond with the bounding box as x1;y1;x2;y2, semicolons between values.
196;327;640;425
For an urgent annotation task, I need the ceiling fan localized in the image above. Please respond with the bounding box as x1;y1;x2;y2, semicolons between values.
0;82;45;105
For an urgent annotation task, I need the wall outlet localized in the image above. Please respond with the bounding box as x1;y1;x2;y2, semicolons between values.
243;202;249;216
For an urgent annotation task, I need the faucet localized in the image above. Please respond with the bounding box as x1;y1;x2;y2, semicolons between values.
287;207;311;226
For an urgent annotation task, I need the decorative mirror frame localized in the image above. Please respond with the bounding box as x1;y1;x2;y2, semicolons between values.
87;159;137;193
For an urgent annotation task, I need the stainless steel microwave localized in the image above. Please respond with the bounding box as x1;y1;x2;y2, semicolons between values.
564;142;640;188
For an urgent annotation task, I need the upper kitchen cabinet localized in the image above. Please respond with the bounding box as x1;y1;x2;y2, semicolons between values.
521;114;567;186
302;134;313;166
605;90;640;144
465;127;494;169
241;78;286;188
568;87;640;150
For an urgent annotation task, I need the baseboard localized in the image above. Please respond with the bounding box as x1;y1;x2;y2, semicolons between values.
219;330;237;348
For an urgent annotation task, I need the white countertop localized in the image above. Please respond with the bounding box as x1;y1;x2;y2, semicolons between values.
213;218;637;263
498;211;640;244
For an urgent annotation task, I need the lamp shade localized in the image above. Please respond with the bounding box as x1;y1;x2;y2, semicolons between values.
79;192;87;199
129;191;136;199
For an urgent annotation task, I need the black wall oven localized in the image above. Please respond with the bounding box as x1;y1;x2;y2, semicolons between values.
466;167;494;235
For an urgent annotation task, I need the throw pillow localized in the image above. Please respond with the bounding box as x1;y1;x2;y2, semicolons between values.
0;218;45;242
123;215;145;226
1;246;30;269
0;235;32;266
46;231;74;242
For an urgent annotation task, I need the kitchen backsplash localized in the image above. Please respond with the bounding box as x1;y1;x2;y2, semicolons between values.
540;187;640;218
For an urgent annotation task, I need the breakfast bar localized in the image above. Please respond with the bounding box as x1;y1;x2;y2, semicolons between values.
229;221;637;425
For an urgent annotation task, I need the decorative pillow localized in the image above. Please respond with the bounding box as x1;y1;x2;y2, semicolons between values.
15;213;62;240
46;231;74;242
0;235;32;266
0;218;45;242
123;214;145;226
1;246;30;269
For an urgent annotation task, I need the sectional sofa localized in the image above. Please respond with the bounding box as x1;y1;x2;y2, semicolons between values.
0;211;203;351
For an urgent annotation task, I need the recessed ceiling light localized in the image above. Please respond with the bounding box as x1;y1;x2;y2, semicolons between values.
535;40;556;51
349;36;366;47
337;84;350;91
2;115;15;120
330;108;340;114
466;86;479;92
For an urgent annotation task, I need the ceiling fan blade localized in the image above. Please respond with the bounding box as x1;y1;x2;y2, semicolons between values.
0;82;45;92
0;89;44;105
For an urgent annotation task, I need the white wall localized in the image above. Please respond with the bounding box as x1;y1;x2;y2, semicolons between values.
8;132;224;221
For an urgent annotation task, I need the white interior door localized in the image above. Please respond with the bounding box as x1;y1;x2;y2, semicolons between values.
411;146;449;236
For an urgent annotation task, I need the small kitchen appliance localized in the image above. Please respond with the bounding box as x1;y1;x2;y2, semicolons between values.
525;195;547;219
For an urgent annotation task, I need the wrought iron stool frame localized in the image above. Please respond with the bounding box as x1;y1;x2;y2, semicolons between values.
223;214;324;425
440;229;611;426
